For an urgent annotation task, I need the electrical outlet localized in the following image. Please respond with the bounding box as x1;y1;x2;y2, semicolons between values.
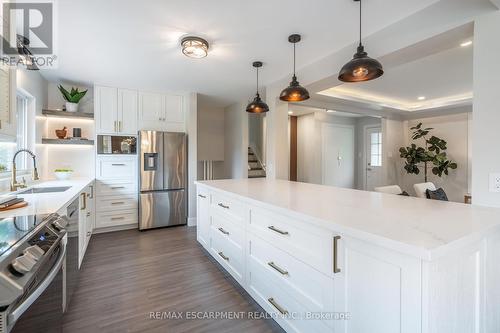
489;173;500;192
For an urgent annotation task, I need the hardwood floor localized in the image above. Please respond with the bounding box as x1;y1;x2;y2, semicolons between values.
63;226;284;333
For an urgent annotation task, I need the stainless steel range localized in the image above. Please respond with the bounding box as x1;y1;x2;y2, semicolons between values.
0;213;68;333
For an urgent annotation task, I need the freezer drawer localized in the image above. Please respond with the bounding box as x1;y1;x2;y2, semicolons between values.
139;190;186;230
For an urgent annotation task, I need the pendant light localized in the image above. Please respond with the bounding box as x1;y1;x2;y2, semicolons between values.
338;0;383;82
279;34;310;102
246;61;269;113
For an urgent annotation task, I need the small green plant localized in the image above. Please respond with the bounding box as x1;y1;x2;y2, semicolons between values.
54;168;73;172
58;85;87;103
399;123;457;182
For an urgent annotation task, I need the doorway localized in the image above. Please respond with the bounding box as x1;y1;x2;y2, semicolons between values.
364;126;383;191
321;123;355;188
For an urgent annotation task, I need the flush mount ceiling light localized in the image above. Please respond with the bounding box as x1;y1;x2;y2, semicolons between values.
279;34;310;102
460;40;473;47
338;0;383;83
418;96;426;100
246;61;269;113
181;36;209;59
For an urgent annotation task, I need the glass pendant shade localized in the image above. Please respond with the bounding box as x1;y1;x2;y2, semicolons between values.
279;75;310;102
246;61;269;113
338;44;383;82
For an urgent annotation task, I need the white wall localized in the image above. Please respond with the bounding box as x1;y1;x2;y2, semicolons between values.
472;11;500;208
224;102;248;179
197;104;224;180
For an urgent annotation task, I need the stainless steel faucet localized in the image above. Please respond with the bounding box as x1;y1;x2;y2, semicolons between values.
11;149;39;191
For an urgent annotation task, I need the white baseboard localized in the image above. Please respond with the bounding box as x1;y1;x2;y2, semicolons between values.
93;223;138;234
187;217;197;226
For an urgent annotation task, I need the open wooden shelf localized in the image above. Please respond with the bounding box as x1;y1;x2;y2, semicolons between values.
42;109;94;119
41;138;94;145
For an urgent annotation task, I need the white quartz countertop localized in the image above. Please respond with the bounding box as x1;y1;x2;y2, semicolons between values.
0;178;94;219
197;179;500;260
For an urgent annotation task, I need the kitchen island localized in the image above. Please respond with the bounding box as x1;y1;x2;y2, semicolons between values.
196;178;500;333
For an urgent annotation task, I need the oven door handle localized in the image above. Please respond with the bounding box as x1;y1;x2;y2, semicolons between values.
8;242;66;325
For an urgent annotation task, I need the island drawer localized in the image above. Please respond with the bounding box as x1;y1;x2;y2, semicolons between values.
249;207;335;276
248;233;334;324
211;212;245;249
210;191;246;225
210;225;244;284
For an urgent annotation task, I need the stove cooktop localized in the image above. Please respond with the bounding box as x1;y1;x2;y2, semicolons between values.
0;214;49;257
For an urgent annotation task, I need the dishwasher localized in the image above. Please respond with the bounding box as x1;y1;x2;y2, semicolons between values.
64;198;80;312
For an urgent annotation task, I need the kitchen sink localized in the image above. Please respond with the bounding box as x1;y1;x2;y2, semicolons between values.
18;186;72;194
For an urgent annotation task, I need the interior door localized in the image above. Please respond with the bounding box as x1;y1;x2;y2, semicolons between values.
322;124;355;188
365;127;384;191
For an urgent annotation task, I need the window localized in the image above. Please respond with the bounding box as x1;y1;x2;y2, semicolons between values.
0;94;29;173
370;131;382;167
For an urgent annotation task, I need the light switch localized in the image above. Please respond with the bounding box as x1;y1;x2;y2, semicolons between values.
489;173;500;192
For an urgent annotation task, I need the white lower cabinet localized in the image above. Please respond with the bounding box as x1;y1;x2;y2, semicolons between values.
196;185;425;333
78;182;95;267
95;155;138;231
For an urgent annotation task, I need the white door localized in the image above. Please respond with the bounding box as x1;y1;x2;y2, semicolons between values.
138;92;165;130
95;86;118;134
365;127;384;191
117;89;138;134
322;124;355;188
333;235;422;333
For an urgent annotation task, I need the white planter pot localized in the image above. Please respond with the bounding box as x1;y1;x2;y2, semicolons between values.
65;102;79;112
54;171;73;180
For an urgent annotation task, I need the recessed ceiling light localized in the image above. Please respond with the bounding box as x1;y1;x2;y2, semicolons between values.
460;40;472;47
326;109;336;113
417;96;426;100
288;111;293;115
181;36;209;58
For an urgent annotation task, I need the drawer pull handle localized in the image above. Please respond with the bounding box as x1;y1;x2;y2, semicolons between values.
268;298;288;315
218;227;229;235
111;163;126;166
268;226;289;235
111;217;125;221
111;201;125;205
198;194;207;199
218;251;229;261
268;262;288;276
333;235;341;274
111;186;125;189
218;203;229;209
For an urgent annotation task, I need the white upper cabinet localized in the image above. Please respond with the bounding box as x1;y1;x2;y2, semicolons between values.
138;92;185;132
95;86;118;134
117;89;138;135
95;86;138;135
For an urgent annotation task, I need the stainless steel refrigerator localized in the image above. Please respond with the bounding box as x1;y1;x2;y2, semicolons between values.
139;131;187;230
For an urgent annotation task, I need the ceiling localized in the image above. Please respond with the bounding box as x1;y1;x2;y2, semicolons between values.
317;26;474;112
39;0;438;107
288;105;364;118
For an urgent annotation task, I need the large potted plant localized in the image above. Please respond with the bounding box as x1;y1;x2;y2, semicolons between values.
58;85;88;112
399;123;457;182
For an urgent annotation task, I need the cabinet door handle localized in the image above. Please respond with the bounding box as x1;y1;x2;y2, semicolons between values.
86;212;91;217
87;231;91;237
111;186;125;189
268;262;288;276
268;298;288;315
89;185;94;199
114;120;117;132
111;201;125;205
198;194;207;199
333;235;341;274
218;251;229;261
111;216;125;221
268;226;289;235
119;121;122;132
111;163;126;166
80;193;86;210
218;203;229;209
218;227;229;235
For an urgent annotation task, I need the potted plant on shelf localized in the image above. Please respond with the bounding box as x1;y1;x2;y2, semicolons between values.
399;123;457;182
58;85;87;112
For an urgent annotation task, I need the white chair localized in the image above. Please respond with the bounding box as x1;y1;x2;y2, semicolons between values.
374;185;403;195
413;182;436;198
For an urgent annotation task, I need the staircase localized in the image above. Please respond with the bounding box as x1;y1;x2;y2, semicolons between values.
248;147;266;178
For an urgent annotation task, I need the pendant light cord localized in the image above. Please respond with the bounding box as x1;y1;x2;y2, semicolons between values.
293;42;296;76
256;66;259;94
359;0;362;46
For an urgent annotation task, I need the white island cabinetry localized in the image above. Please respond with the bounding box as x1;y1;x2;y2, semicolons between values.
195;179;500;333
